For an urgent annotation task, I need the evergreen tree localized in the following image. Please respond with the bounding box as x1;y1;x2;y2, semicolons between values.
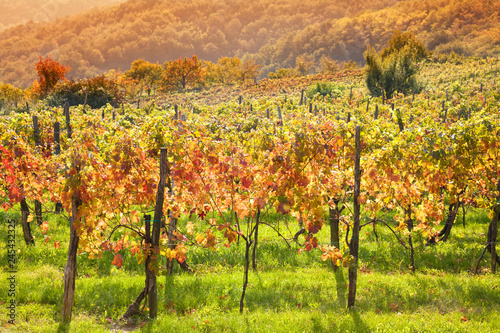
364;30;428;99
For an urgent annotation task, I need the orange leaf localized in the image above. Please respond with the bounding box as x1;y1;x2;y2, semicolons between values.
112;254;123;268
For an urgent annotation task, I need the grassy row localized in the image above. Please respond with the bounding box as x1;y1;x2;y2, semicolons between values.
1;206;500;332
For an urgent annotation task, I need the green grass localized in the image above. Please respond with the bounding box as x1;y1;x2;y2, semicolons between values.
1;206;500;332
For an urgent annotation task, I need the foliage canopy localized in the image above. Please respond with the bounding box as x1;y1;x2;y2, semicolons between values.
364;30;428;99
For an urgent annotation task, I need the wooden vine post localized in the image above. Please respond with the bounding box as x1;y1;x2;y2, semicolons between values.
166;111;179;275
20;198;34;245
277;105;283;126
54;121;63;213
62;157;81;322
347;125;361;309
491;180;500;273
329;199;342;271
149;147;168;318
32;115;43;226
165;113;191;275
166;156;177;275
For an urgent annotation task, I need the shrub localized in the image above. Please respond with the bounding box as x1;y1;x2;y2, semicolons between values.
47;75;122;108
306;82;345;100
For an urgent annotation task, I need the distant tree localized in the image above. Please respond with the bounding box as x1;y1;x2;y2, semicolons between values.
46;75;122;109
217;57;242;84
241;60;261;83
125;59;162;96
319;55;339;74
203;57;241;84
32;55;70;98
0;83;24;110
364;30;428;99
161;56;205;91
295;54;315;76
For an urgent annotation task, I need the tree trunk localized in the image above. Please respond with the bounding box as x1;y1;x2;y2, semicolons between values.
240;238;252;313
251;208;261;271
62;194;81;322
122;287;147;319
489;214;499;273
34;201;43;226
20;198;34;245
121;214;152;321
347;126;361;309
428;200;461;245
406;208;415;272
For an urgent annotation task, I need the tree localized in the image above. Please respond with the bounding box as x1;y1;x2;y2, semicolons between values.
46;75;123;109
364;30;428;99
213;57;243;84
204;57;261;84
295;54;315;76
241;60;261;83
125;59;162;96
0;83;24;110
33;55;70;98
161;56;205;91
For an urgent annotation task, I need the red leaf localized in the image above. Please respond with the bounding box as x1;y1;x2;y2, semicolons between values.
241;176;252;189
112;254;123;268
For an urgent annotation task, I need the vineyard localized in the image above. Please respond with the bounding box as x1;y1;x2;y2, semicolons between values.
1;56;500;332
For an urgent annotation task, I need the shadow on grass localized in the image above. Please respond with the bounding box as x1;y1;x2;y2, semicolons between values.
335;269;347;308
349;311;370;333
57;321;70;333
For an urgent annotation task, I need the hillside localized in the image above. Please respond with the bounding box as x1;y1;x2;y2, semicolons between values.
252;0;500;73
0;0;498;88
0;0;125;31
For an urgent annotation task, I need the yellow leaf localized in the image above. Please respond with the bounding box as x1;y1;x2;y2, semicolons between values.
187;221;194;235
131;210;139;224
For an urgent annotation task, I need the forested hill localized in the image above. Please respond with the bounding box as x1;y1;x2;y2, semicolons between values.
252;0;500;73
0;0;126;31
0;0;498;88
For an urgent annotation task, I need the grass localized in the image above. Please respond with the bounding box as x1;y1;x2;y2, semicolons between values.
1;206;500;332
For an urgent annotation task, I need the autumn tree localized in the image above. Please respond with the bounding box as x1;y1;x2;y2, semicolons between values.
204;57;261;84
161;56;205;91
210;57;242;84
364;30;428;99
241;59;261;83
295;54;315;76
319;55;339;74
0;83;24;110
125;59;162;96
33;55;70;98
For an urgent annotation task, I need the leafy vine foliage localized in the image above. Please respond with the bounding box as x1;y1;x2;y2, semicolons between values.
0;56;499;319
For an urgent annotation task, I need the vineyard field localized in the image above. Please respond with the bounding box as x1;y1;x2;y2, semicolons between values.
0;56;499;332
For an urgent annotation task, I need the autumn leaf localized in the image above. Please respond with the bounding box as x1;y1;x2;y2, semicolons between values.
112;254;123;268
241;176;252;189
186;221;194;235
